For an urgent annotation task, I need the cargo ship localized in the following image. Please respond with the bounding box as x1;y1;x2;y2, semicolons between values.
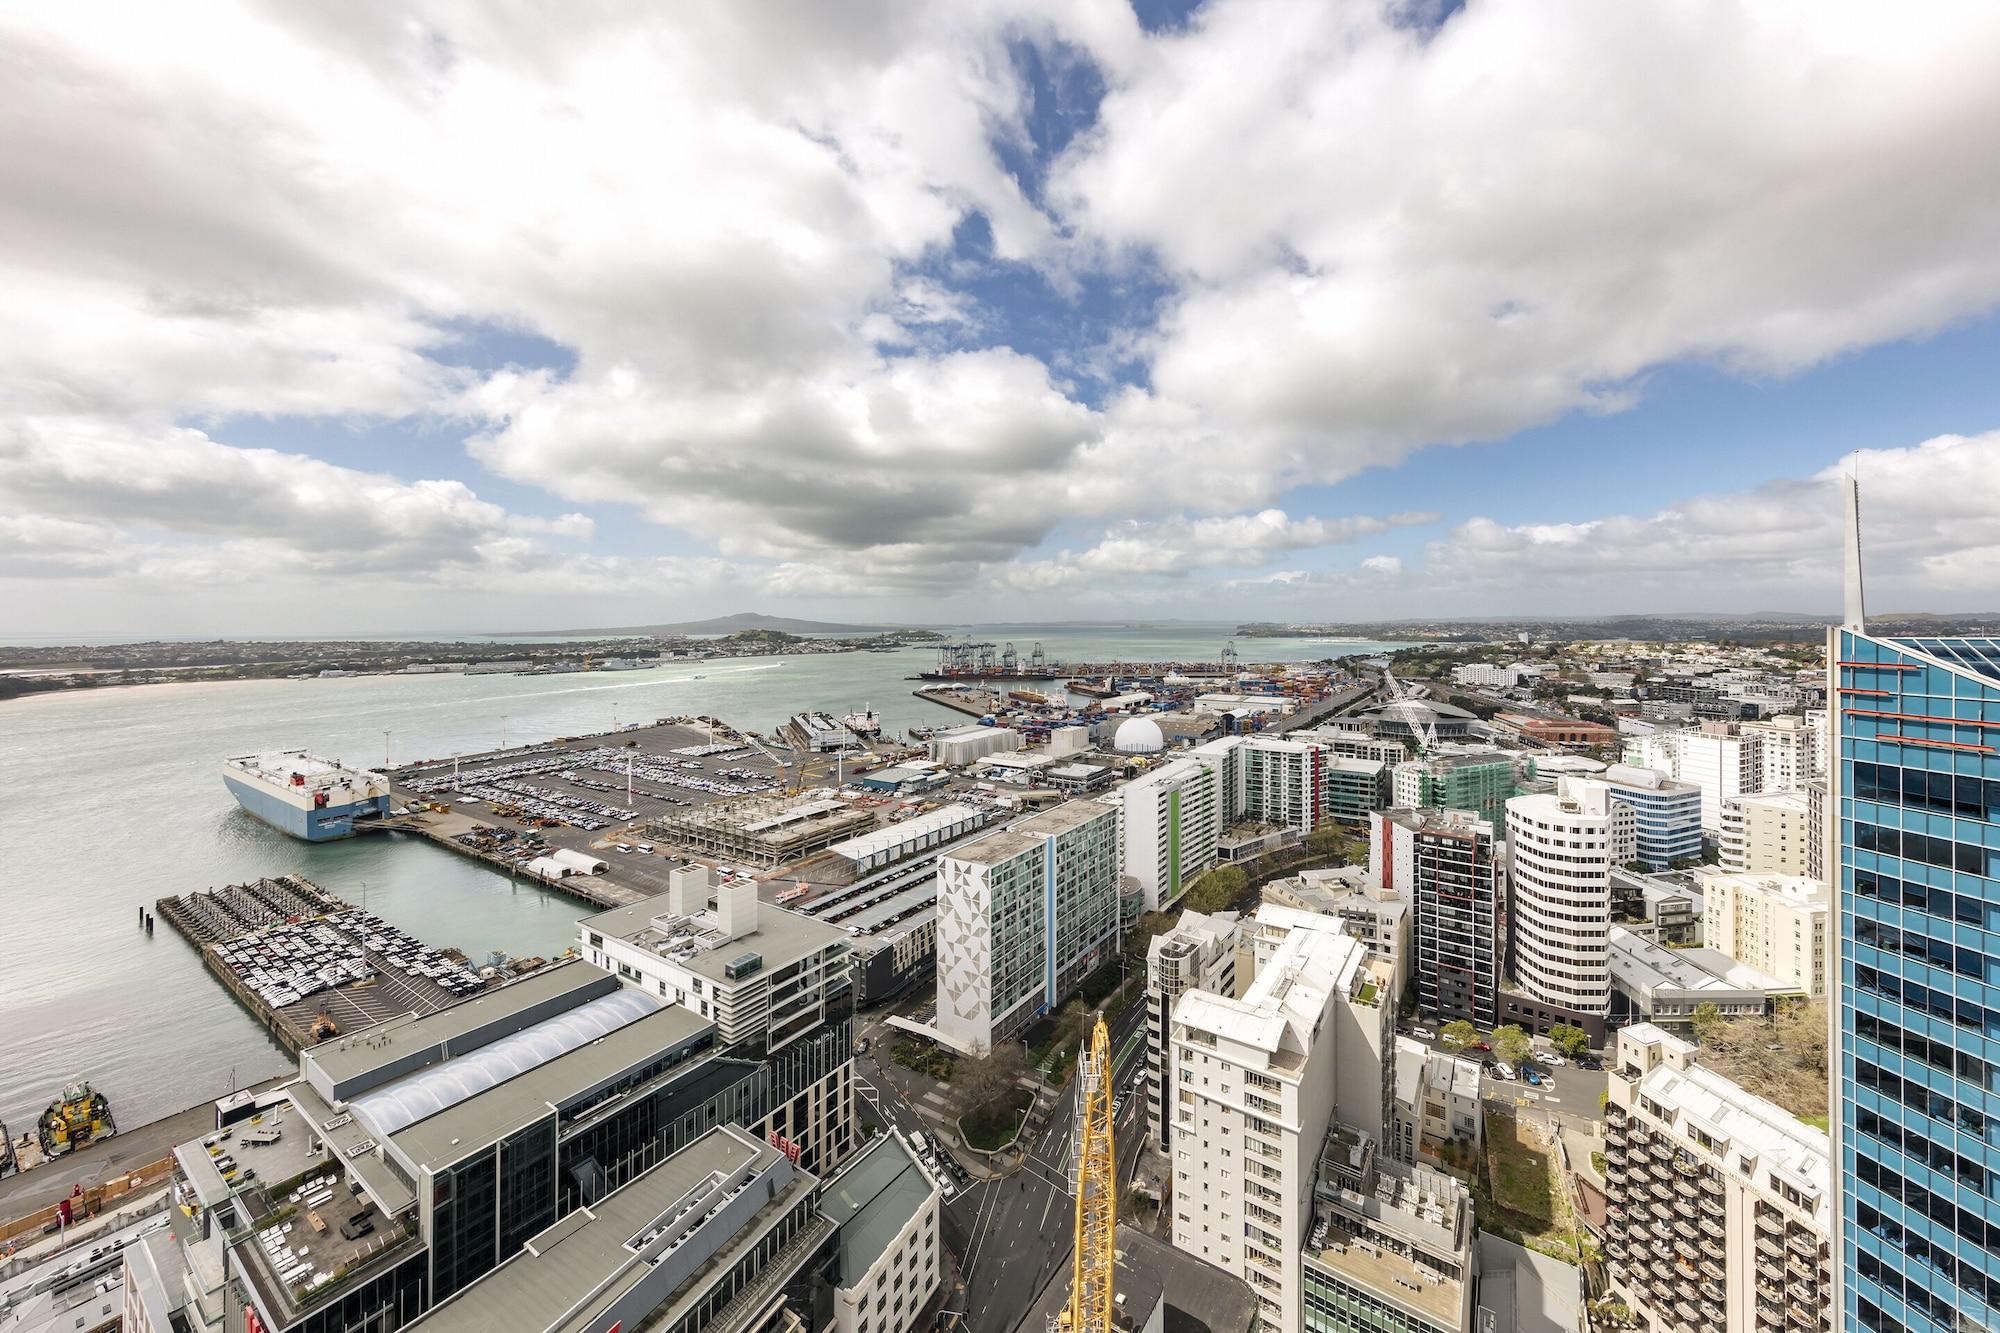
840;706;882;738
222;750;392;841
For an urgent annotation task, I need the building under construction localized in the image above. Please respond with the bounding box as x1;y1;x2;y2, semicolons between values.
646;789;876;867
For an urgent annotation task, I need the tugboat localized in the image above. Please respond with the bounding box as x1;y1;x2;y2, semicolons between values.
37;1080;116;1160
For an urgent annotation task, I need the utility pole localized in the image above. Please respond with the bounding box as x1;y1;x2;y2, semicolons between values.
382;729;393;768
627;752;634;807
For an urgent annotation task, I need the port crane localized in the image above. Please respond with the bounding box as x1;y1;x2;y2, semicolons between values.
1058;1015;1117;1333
1381;668;1441;754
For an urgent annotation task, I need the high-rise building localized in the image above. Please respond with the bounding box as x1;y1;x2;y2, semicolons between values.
1261;866;1410;1003
1604;1024;1829;1333
1587;764;1704;869
1299;1138;1476;1333
1505;780;1632;1017
1719;790;1813;875
1389;752;1524;824
1319;755;1390;825
1122;753;1230;912
1145;909;1241;1150
1627;723;1765;833
1168;914;1395;1333
933;799;1121;1055
1832;625;2000;1331
1371;807;1503;1028
1701;873;1829;998
1742;710;1828;791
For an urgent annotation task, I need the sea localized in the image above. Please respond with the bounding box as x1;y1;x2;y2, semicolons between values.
0;625;1411;1131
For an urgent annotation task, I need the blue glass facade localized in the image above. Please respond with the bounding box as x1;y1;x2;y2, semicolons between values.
1837;630;2000;1332
1605;778;1704;869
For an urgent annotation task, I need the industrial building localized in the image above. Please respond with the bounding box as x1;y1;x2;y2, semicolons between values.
648;790;876;867
932;800;1122;1055
827;803;985;874
928;724;1019;766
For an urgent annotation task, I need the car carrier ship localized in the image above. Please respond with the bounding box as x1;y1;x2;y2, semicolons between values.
221;750;392;841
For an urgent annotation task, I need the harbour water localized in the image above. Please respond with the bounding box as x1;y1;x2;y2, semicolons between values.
0;626;1408;1131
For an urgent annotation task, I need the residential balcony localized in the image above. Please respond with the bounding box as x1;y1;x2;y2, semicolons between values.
1703;1302;1726;1326
1699;1259;1725;1283
1700;1195;1724;1219
1674;1176;1698;1199
1700;1217;1724;1240
1757;1237;1785;1261
1700;1279;1725;1306
1756;1210;1783;1236
1787;1230;1820;1257
1757;1255;1785;1282
1674;1219;1699;1242
1674;1239;1701;1264
1699;1174;1724;1196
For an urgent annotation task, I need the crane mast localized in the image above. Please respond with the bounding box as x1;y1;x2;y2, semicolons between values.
1381;667;1441;755
1063;1015;1117;1333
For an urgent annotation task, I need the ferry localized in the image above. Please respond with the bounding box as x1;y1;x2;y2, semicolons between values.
221;750;392;841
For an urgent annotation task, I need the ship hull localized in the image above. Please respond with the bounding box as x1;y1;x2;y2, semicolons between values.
222;772;388;842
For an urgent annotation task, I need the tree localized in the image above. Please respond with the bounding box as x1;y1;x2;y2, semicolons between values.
955;1044;1028;1121
1491;1023;1532;1069
1440;1020;1477;1050
1305;823;1351;860
1182;865;1248;914
1690;1002;1725;1045
1549;1024;1590;1058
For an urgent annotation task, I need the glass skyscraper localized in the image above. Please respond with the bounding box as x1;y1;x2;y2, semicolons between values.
1835;629;2000;1332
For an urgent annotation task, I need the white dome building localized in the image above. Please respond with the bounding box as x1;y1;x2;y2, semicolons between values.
1113;716;1166;754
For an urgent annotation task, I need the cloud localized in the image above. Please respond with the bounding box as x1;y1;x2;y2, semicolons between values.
6;1;2000;626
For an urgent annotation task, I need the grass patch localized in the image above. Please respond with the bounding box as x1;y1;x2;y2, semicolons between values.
1475;1106;1580;1265
1799;1112;1830;1132
961;1088;1033;1151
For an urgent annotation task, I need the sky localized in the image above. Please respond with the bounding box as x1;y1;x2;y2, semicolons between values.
6;1;2000;638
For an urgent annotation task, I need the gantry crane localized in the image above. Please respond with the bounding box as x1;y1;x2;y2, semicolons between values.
1060;1015;1117;1333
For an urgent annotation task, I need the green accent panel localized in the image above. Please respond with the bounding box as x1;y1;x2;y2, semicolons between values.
1168;789;1181;896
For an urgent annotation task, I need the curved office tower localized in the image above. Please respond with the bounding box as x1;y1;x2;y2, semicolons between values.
1504;782;1631;1016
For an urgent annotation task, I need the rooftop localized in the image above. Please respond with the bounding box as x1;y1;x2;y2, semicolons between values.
385;1004;715;1171
826;803;982;862
303;961;619;1096
1021;1225;1256;1333
820;1132;939;1286
1635;1059;1830;1224
405;1126;809;1333
1607;925;1796;997
581;895;849;982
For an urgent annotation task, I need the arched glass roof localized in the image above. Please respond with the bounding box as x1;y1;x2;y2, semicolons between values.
351;987;661;1139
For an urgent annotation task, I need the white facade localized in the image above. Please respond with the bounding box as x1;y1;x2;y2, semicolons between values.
1740;711;1827;790
828;1131;943;1333
1604;1024;1830;1333
1121;754;1229;912
1504;779;1631;1015
1146;909;1242;1150
1717;789;1812;875
928;724;1019;766
1701;873;1830;998
932;800;1122;1055
1168;916;1392;1333
1626;726;1762;833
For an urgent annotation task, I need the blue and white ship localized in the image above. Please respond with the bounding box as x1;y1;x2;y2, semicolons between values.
221;750;392;841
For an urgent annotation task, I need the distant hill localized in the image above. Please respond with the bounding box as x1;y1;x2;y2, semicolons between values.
495;611;897;638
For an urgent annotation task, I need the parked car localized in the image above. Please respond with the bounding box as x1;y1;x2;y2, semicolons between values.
1540;1052;1566;1068
1471;1040;1492;1052
1523;1069;1544;1087
1412;1027;1436;1041
1492;1063;1516;1081
1578;1055;1603;1071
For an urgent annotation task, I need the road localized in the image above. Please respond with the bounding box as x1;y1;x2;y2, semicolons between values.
856;999;1148;1333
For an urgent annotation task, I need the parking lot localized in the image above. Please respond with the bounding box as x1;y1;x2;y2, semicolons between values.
1398;1024;1610;1125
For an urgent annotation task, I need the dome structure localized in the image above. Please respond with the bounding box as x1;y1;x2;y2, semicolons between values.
1113;716;1166;754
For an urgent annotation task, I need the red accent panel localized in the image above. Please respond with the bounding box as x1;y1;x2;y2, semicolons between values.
1843;709;2000;730
1869;733;1996;754
1840;688;1894;696
1837;661;1922;669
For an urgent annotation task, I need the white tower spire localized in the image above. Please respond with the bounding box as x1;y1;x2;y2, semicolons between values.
1843;468;1867;630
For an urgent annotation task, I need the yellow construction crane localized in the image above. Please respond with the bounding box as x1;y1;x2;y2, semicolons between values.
1061;1014;1117;1333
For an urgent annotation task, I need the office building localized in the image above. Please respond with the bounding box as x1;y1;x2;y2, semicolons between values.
1829;482;2000;1331
1589;764;1704;870
1505;780;1632;1018
1608;867;1703;947
820;1130;945;1333
1389;752;1523;824
580;870;858;1172
1121;753;1230;912
405;1124;834;1333
1146;909;1242;1151
1300;1134;1477;1333
1607;925;1802;1031
1718;790;1812;875
1168;915;1395;1333
1626;724;1763;833
1293;727;1409;769
144;963;774;1333
1603;1024;1829;1333
933;800;1121;1055
1701;873;1829;998
1370;807;1502;1029
1319;755;1390;825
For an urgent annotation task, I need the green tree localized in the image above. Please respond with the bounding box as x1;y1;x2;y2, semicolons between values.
1440;1020;1477;1050
1305;823;1351;860
1491;1023;1532;1069
1690;1002;1725;1045
1548;1024;1590;1058
1182;865;1248;914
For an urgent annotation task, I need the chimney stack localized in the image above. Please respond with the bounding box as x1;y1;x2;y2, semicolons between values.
668;863;710;917
719;880;759;941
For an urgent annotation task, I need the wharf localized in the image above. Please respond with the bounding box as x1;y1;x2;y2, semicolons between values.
912;686;1005;719
155;876;523;1056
